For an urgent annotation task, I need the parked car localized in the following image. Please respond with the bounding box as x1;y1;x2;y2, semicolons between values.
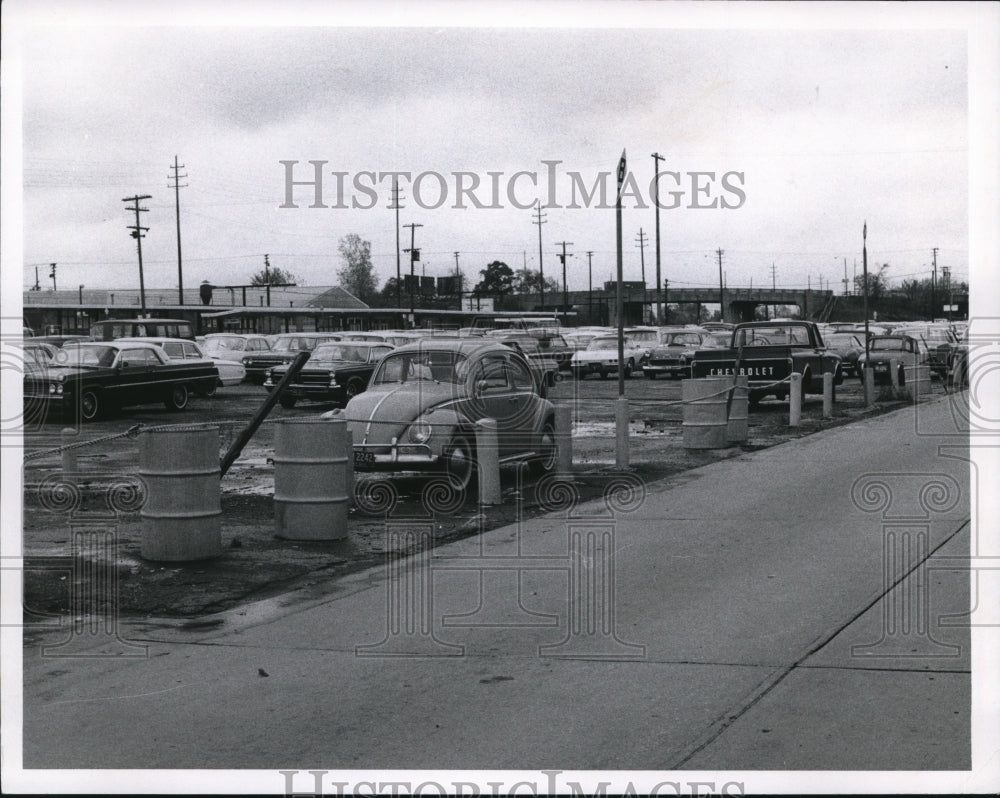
26;341;218;422
117;337;246;392
335;339;557;492
90;318;196;341
570;334;644;379
241;332;344;383
202;333;272;364
488;334;562;387
824;333;866;377
640;328;721;379
892;325;958;380
264;341;393;407
856;335;930;386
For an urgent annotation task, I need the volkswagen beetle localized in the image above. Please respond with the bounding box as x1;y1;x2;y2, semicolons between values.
334;339;558;492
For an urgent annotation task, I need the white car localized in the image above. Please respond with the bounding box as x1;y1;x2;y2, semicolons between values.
570;335;643;379
116;337;246;391
202;333;272;362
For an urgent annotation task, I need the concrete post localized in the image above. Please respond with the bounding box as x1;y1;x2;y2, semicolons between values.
554;403;573;476
615;397;630;469
345;429;355;506
474;418;501;506
863;367;875;406
789;373;802;427
60;428;79;478
822;372;834;419
888;358;899;398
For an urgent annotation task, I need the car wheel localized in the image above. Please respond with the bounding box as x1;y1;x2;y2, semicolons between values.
551;370;563;384
530;420;558;478
345;378;364;401
644;370;655;379
199;380;219;398
279;395;297;409
600;369;609;380
165;383;189;411
79;390;100;422
898;365;906;387
443;435;475;494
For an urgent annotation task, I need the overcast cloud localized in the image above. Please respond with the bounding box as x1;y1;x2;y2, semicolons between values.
7;3;987;301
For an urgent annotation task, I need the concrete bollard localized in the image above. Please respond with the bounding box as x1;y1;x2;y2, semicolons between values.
888;358;900;398
822;372;834;419
863;367;875;407
140;426;222;561
345;429;355;506
789;373;802;427
60;427;79;478
474;417;501;506
554;403;573;476
615;396;630;469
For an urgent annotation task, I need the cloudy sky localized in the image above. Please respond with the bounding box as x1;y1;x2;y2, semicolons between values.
5;1;994;302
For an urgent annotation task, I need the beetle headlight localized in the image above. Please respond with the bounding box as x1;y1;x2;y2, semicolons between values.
408;421;432;444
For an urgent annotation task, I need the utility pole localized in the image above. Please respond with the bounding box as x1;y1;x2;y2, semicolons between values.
652;152;665;324
636;228;648;321
716;248;725;323
586;250;594;324
168;156;187;304
771;262;777;291
264;253;272;306
532;201;547;310
931;247;939;319
453;251;462;309
556;241;573;322
49;262;57;291
122;194;151;313
391;179;404;308
403;222;423;323
843;257;849;296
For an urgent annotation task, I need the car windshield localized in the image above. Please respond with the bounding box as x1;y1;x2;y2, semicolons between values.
586;337;620;350
736;326;810;346
626;330;659;343
664;333;703;346
372;351;468;385
273;337;325;352
870;338;908;351
827;334;860;346
53;344;118;367
311;344;370;363
204;337;245;352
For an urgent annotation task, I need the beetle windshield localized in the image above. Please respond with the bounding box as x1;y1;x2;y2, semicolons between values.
372;351;468;385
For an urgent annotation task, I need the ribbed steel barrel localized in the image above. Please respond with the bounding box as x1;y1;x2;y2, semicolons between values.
139;426;222;561
682;378;731;449
726;376;750;443
274;418;348;540
909;363;933;401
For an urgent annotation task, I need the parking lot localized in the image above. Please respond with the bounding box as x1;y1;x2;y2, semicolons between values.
19;368;920;618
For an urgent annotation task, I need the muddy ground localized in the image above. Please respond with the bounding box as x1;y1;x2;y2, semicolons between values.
21;376;918;619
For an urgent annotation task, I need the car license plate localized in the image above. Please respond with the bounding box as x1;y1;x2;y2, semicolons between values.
354;450;375;466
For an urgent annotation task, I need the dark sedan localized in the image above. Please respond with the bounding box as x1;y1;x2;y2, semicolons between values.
241;333;344;383
264;342;393;408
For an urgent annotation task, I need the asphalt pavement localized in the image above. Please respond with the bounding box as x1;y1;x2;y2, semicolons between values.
14;392;995;794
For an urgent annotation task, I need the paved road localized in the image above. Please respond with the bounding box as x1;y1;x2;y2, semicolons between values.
16;393;990;791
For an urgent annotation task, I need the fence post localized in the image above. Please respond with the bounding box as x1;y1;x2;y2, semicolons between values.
475;418;501;506
345;429;355;506
789;373;802;427
863;367;875;407
555;403;573;476
822;372;834;419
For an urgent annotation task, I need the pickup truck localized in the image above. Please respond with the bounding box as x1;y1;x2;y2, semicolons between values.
690;321;843;406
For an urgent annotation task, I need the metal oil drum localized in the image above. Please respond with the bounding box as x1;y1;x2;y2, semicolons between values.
726;375;749;443
682;377;731;449
139;426;222;561
274;418;348;540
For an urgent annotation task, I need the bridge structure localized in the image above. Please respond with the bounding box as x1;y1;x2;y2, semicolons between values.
521;285;836;325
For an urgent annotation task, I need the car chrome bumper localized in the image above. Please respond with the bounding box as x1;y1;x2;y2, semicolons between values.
352;442;438;471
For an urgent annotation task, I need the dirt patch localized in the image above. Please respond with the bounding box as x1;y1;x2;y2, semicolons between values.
21;380;916;619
